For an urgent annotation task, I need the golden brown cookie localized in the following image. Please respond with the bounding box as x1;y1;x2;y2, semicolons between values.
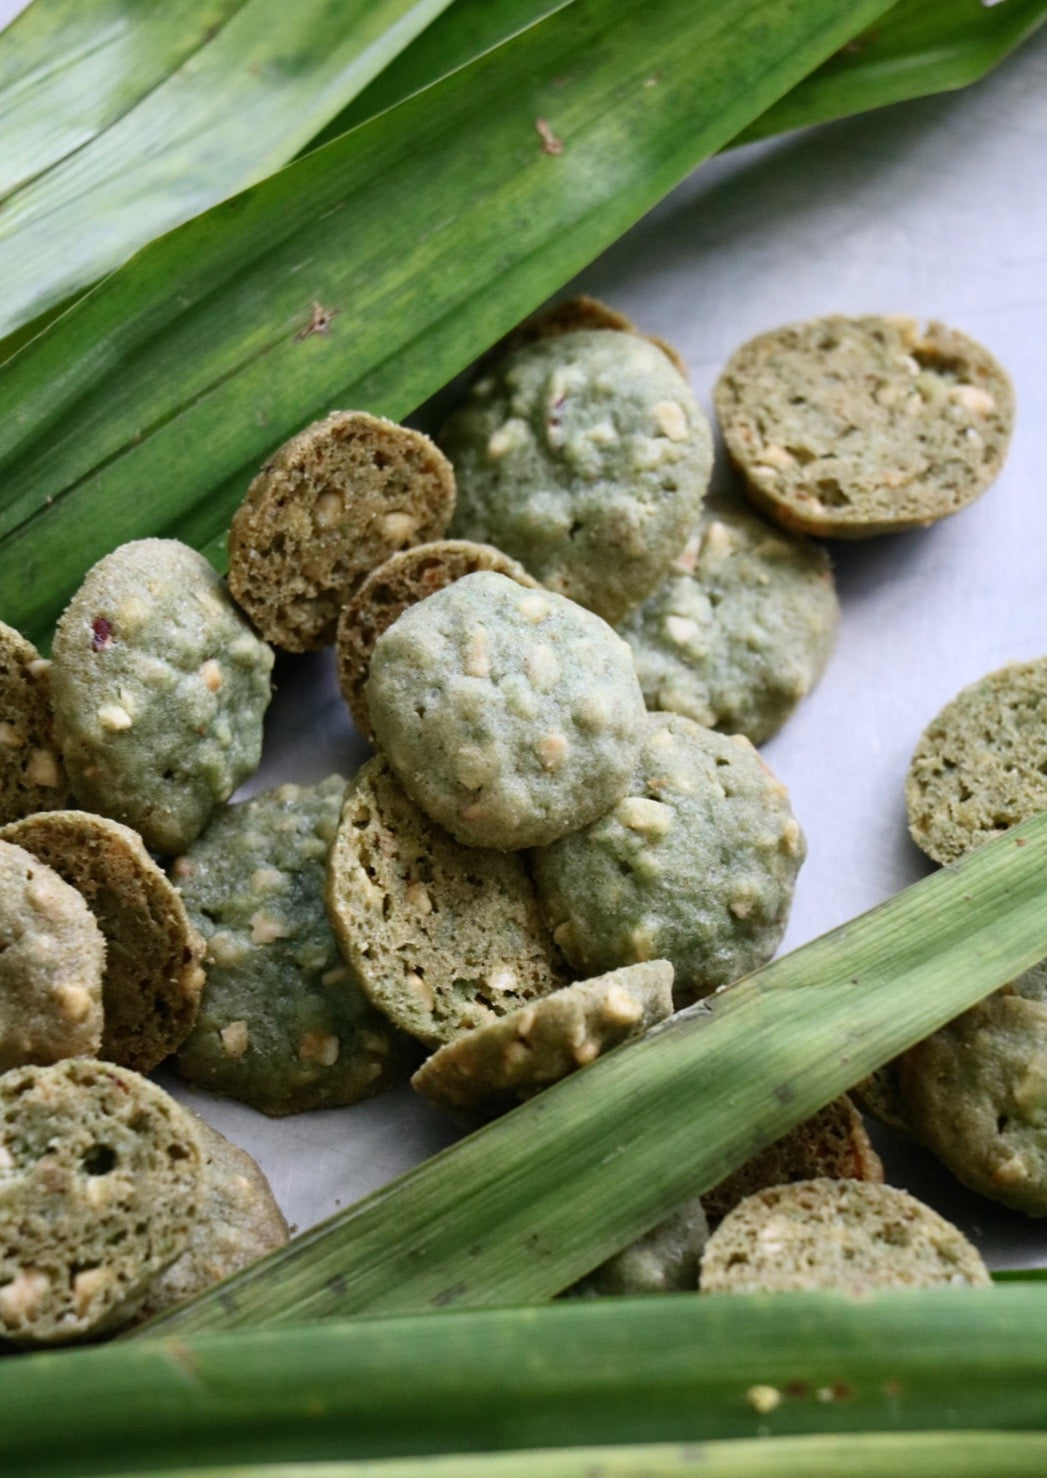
336;539;539;740
228;411;456;651
1;811;205;1073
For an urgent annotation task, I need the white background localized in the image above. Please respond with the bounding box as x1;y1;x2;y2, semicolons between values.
6;3;1047;1265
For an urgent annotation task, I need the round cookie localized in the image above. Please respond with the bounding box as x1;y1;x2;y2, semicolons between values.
132;1115;288;1323
699;1179;991;1295
367;572;646;850
899;962;1047;1216
618;501;838;744
51;539;274;856
906;658;1047;865
1;811;205;1074
442;328;713;623
336;540;540;741
0;622;69;824
572;1196;708;1298
411;961;674;1126
326;756;570;1049
715;315;1014;538
0;839;105;1072
173;777;415;1116
700;1095;883;1226
532;712;805;1005
228;411;456;651
0;1060;203;1345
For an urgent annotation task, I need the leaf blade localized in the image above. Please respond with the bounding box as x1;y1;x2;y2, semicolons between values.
0;0;457;336
0;0;896;650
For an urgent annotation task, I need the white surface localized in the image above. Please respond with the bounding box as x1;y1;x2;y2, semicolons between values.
170;32;1047;1267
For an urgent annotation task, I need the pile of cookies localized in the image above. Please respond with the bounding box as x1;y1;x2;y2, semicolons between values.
0;294;1022;1333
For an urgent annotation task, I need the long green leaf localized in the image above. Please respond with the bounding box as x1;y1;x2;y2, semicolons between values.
735;0;1047;144
8;1289;1047;1474
0;0;894;652
137;808;1047;1336
311;0;1047;152
51;1435;1047;1478
0;0;456;337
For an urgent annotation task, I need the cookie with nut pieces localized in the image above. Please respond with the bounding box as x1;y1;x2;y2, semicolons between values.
326;756;570;1049
0;1059;204;1345
715;315;1014;537
0;621;69;825
229;410;456;651
1;810;205;1074
411;960;674;1126
0;838;106;1073
336;539;540;741
173;776;415;1116
366;571;646;850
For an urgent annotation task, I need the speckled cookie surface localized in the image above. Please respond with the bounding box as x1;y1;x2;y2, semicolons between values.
699;1178;991;1294
715;315;1013;537
1;811;205;1074
701;1096;883;1225
442;329;713;623
173;777;414;1116
900;962;1047;1216
326;757;569;1049
496;294;689;380
133;1115;287;1322
573;1196;708;1298
0;1060;203;1345
0;622;69;824
51;539;274;855
229;411;456;652
618;501;838;744
0;840;105;1072
532;712;805;1005
337;540;540;741
906;658;1047;865
411;961;674;1125
367;572;646;850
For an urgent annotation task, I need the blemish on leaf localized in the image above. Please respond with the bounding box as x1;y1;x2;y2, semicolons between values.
296;301;338;341
535;118;564;155
774;1082;795;1104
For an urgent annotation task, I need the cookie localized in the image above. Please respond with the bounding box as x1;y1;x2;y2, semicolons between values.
442;329;713;623
532;712;805;1005
700;1095;883;1225
411;961;674;1125
899;961;1047;1216
173;777;415;1116
228;411;456;651
0;839;105;1072
572;1196;708;1298
906;658;1047;865
0;1060;203;1345
715;315;1014;537
132;1115;288;1322
699;1179;991;1294
367;571;646;850
336;540;540;741
0;621;69;824
618;500;838;744
495;294;689;379
51;539;274;855
849;1062;914;1138
1;811;205;1074
326;756;569;1048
